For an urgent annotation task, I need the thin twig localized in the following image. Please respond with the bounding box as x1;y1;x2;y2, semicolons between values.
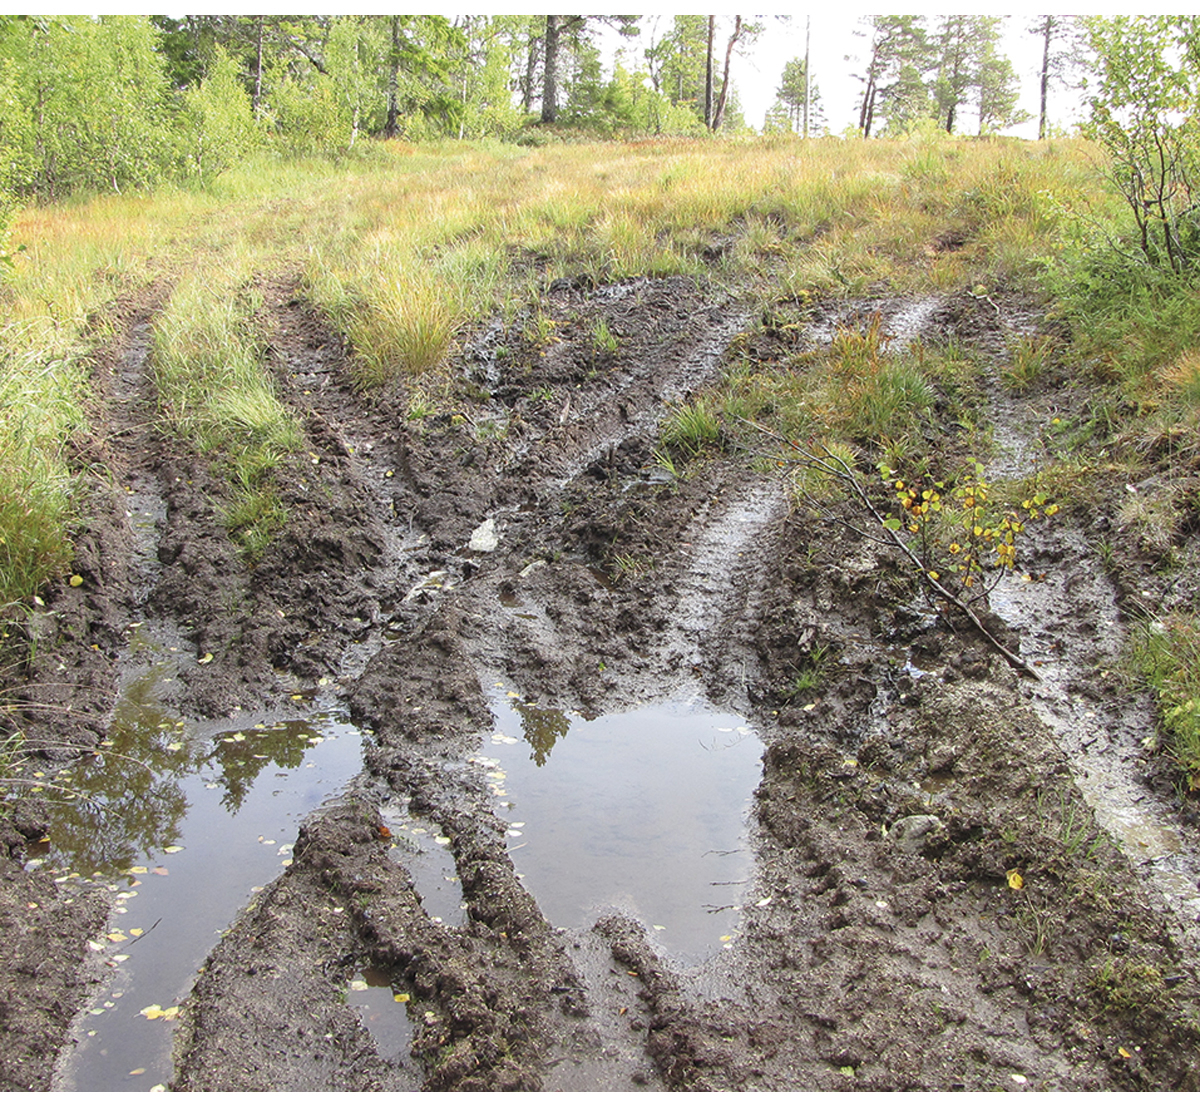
734;415;1040;680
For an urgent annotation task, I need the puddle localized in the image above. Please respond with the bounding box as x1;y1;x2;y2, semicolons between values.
45;703;364;1091
380;808;467;926
345;967;414;1061
478;687;763;965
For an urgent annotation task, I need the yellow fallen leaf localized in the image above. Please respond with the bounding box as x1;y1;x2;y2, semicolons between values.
197;652;214;664
140;1005;165;1019
1007;870;1024;891
394;993;410;1003
129;1068;146;1076
69;574;83;587
107;931;128;943
130;928;144;937
1118;1047;1133;1059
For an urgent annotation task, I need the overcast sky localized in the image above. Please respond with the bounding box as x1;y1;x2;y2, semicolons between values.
601;11;1091;138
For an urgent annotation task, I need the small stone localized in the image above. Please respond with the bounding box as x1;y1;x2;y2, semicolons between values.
468;518;498;552
889;814;943;851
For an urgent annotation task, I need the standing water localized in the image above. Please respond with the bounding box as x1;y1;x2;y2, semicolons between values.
41;692;363;1092
479;686;763;964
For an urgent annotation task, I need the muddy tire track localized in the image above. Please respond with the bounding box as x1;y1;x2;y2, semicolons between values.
2;293;177;1091
8;273;1200;1092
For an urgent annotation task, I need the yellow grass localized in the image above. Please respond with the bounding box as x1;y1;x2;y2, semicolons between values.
0;134;1103;603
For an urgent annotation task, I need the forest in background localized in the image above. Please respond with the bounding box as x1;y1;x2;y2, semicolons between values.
0;13;1079;210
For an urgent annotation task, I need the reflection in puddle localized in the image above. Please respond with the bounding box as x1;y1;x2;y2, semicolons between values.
479;687;763;965
45;707;363;1092
380;808;466;926
346;967;414;1060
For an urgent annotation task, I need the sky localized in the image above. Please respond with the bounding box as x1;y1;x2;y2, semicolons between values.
601;11;1089;139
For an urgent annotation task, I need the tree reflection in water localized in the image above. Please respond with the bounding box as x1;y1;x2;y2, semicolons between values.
48;673;330;875
512;699;570;767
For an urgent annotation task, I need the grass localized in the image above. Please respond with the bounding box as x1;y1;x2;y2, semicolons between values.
151;258;302;558
0;352;84;606
0;132;1137;610
1130;615;1200;789
661;397;722;458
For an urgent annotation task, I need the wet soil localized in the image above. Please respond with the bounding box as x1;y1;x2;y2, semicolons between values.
2;268;1199;1091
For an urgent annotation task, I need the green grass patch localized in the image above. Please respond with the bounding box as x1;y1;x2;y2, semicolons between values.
152;263;301;557
1130;614;1200;789
661;397;721;458
0;352;85;607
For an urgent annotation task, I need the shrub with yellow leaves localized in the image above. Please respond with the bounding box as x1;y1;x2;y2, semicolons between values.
879;458;1058;599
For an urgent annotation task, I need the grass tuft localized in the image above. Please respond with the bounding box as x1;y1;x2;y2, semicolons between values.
1130;614;1200;789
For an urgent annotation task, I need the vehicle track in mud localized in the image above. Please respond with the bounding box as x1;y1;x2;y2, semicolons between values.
4;275;1200;1091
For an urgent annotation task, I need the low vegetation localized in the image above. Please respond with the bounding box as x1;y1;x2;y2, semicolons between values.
1;98;1200;784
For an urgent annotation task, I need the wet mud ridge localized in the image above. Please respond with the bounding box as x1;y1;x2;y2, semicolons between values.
4;277;1200;1091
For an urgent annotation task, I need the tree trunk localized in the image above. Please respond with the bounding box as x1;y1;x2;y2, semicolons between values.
541;15;559;123
712;15;742;131
384;15;400;138
253;16;264;116
859;66;876;138
803;17;811;139
704;16;714;130
522;25;541;113
1038;16;1052;141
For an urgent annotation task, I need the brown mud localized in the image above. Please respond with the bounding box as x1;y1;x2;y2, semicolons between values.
2;268;1199;1091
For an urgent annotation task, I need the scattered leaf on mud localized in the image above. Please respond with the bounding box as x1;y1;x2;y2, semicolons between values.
839;1066;855;1077
720;934;733;943
163;845;183;854
1010;1074;1028;1085
653;924;666;931
197;652;214;664
757;897;773;907
507;829;523;837
394;993;410;1003
434;835;451;845
129;1068;146;1076
107;931;128;943
1118;1047;1133;1059
126;866;148;875
69;574;83;587
349;980;369;992
1006;870;1024;890
130;928;144;937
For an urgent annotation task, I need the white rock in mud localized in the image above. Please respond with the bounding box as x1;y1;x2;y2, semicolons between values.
469;518;498;552
888;814;943;852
